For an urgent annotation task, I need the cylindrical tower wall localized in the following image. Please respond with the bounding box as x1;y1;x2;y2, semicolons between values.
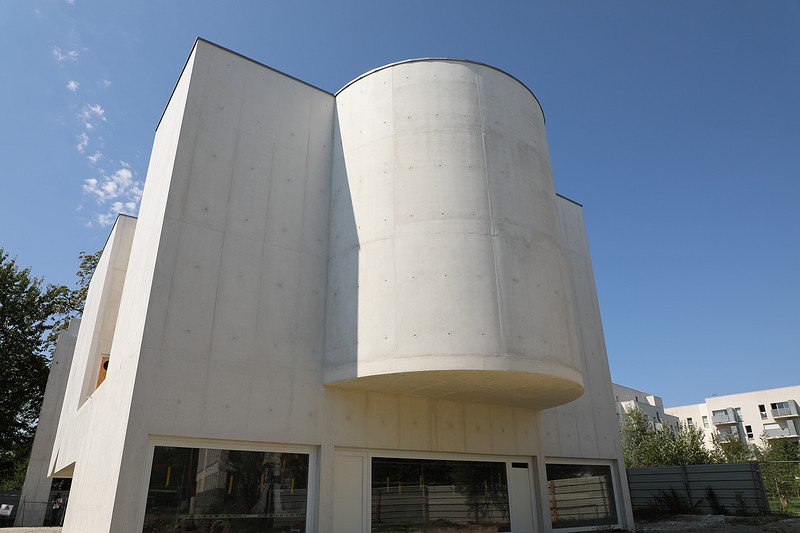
325;60;583;408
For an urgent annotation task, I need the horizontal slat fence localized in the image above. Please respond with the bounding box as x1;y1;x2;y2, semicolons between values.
627;462;769;515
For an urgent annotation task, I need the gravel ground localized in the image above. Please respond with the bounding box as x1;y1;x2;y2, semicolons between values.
637;514;800;532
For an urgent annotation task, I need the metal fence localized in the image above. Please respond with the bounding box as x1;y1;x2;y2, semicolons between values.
7;490;70;527
627;462;770;515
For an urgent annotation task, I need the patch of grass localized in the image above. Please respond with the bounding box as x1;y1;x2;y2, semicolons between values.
768;496;800;516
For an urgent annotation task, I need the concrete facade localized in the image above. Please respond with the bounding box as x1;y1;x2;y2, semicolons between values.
48;39;633;532
612;383;679;432
15;320;79;526
667;386;800;448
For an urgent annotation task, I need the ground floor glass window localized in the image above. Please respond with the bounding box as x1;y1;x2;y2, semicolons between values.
371;457;510;532
546;463;617;529
143;445;308;532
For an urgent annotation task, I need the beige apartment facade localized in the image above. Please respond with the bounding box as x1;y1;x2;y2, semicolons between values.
666;386;800;448
44;39;633;532
612;384;679;432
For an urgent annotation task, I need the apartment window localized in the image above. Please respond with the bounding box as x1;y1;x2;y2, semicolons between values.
144;445;309;532
745;425;754;439
372;457;510;531
735;407;743;422
759;404;767;419
546;463;618;529
686;418;694;427
702;416;709;428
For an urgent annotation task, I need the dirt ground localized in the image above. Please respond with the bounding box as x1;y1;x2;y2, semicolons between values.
636;514;800;532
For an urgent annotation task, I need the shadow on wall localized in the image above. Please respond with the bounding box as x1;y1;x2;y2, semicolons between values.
324;105;360;380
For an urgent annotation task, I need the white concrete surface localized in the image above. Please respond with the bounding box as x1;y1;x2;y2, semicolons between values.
47;39;633;532
15;321;79;527
327;60;583;409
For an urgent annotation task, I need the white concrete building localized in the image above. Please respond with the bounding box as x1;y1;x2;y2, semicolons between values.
47;39;633;532
666;386;800;448
612;384;679;432
14;320;79;526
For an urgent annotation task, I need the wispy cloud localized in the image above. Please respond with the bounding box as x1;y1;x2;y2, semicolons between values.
66;0;76;4
53;46;79;63
83;167;144;226
76;132;89;153
102;80;112;87
84;122;94;130
79;104;106;122
66;80;80;92
87;151;102;165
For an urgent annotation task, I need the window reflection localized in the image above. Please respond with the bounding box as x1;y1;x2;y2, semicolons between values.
371;457;510;532
143;446;308;533
546;463;617;529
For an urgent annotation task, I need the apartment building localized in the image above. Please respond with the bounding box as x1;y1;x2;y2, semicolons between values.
612;384;679;431
666;386;800;448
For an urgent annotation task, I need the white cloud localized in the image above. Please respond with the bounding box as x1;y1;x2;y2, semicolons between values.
87;151;102;164
83;166;144;225
85;122;94;130
80;104;106;121
53;46;78;63
76;132;89;153
66;0;76;4
120;160;130;168
102;80;112;87
66;80;80;92
96;212;115;226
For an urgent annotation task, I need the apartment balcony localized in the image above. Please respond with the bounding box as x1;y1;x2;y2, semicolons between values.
771;401;799;419
764;420;799;440
712;409;738;425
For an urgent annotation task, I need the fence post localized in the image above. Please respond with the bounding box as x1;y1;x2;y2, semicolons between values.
750;461;769;514
681;464;693;510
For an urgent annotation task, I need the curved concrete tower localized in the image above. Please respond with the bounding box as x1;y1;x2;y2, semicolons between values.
326;60;584;409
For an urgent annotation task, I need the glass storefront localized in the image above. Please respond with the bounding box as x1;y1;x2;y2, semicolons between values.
143;446;309;533
546;463;617;529
371;457;511;532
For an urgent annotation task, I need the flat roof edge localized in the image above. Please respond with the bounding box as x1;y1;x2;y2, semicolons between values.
556;193;584;208
155;37;334;132
335;58;546;124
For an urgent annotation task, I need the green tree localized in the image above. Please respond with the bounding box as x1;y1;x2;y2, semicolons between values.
0;249;68;489
621;408;712;467
755;437;800;512
621;407;656;467
0;248;100;490
711;433;755;464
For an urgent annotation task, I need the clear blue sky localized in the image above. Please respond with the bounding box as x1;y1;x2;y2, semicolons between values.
1;0;798;407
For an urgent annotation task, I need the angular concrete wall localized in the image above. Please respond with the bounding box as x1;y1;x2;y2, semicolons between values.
15;319;79;527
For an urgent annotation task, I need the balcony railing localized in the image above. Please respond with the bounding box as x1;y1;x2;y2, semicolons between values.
712;413;736;425
765;420;799;439
771;405;799;418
